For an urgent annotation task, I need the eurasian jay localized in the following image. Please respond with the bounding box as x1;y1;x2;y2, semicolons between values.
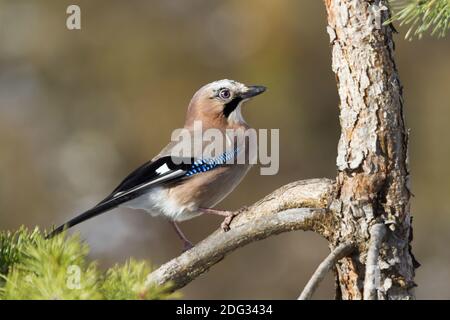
48;79;266;250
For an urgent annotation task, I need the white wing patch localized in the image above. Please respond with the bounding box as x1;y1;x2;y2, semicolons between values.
115;169;185;199
155;163;170;174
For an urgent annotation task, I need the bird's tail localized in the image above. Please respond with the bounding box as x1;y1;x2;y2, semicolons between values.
46;196;124;239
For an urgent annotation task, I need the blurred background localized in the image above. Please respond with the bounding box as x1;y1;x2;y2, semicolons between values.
0;0;449;299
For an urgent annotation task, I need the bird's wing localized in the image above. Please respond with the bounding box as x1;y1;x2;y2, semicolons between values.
100;155;194;203
47;155;194;237
48;144;239;238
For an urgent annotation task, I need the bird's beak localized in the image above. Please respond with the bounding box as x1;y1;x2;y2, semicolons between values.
240;85;267;99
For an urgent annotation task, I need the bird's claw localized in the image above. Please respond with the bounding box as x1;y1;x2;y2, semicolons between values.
220;206;248;232
237;205;249;214
220;214;235;232
182;240;194;252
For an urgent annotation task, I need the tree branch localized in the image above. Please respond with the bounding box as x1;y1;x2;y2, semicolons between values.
146;178;335;291
363;223;387;300
298;242;354;300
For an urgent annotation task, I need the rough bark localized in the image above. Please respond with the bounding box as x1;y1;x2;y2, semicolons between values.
325;0;416;299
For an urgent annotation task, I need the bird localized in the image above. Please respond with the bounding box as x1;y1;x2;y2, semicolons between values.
47;79;266;250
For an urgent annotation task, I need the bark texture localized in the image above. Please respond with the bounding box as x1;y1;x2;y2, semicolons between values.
325;0;416;299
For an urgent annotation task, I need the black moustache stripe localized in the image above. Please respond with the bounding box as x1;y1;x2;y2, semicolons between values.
223;97;243;118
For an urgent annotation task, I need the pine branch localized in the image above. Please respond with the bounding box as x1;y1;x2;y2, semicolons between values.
0;227;176;300
389;0;450;39
146;179;335;291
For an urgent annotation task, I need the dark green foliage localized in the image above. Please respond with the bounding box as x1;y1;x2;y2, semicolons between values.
390;0;450;39
0;226;41;283
0;227;176;300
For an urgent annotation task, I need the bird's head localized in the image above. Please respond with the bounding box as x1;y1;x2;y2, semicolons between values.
185;79;266;128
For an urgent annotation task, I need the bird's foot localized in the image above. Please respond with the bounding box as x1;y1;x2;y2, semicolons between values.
182;240;194;252
200;207;249;232
220;212;236;232
220;206;248;232
237;205;249;213
170;221;194;252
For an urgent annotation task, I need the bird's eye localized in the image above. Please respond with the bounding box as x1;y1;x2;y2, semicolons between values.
219;89;231;100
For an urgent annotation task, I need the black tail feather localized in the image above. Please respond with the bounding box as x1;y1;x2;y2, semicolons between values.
45;194;132;239
45;155;193;239
46;207;107;239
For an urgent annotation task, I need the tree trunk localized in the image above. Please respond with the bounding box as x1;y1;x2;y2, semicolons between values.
324;0;417;299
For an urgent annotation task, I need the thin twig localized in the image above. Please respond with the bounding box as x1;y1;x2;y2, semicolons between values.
145;178;335;291
298;242;354;300
363;223;387;300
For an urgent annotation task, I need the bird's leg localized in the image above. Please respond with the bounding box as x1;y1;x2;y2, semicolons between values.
170;221;194;251
200;207;247;232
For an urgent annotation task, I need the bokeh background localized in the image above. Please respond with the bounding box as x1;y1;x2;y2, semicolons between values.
1;0;449;299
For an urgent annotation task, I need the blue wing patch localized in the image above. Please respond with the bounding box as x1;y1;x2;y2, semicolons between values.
185;148;239;177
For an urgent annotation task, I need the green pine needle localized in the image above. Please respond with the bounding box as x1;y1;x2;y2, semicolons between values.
0;227;177;300
389;0;450;39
